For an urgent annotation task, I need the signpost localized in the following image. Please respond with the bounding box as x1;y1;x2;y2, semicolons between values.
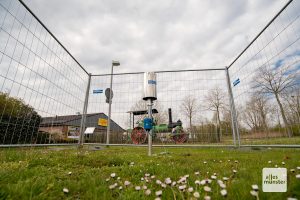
143;72;157;156
105;88;113;103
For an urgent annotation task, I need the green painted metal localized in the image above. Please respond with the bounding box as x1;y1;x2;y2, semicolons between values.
153;124;169;132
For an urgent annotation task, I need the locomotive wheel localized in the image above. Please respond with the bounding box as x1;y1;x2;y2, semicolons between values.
171;129;188;144
131;127;147;144
172;134;188;144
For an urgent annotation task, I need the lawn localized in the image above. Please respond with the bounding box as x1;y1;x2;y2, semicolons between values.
240;136;300;145
0;146;300;200
151;136;300;146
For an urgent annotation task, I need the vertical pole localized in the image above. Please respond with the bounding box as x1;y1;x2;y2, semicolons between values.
129;113;132;129
225;68;240;147
133;115;135;128
147;99;153;156
78;73;92;147
106;65;113;145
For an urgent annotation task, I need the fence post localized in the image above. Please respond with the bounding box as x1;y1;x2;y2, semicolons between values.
78;73;92;147
147;99;153;156
225;68;240;147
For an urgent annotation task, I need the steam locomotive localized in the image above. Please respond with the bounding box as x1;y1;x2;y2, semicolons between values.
129;108;188;144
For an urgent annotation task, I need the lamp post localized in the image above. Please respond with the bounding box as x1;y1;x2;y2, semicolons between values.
106;60;120;145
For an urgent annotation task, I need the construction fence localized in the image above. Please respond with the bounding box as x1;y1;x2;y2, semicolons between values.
0;0;299;147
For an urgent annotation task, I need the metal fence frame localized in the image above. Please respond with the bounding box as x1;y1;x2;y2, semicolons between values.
80;0;297;148
0;0;298;148
0;0;89;147
87;68;238;146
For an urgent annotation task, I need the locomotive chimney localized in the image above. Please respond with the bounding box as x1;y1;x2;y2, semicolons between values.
168;108;172;125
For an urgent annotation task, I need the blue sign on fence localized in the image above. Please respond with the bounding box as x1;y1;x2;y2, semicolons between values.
93;89;103;94
233;78;240;87
148;80;156;85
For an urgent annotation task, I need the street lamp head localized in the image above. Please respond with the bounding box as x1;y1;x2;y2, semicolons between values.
112;60;120;66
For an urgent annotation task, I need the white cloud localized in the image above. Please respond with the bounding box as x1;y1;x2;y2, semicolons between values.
23;0;288;74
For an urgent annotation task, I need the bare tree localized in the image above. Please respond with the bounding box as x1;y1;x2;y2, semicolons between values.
153;103;168;125
270;105;282;128
282;87;300;130
254;65;298;137
221;105;232;135
255;95;269;132
180;95;197;130
243;94;270;134
204;86;225;142
243;100;260;130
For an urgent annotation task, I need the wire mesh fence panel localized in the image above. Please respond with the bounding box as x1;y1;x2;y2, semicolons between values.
86;69;233;145
228;0;300;145
0;0;89;146
2;0;299;148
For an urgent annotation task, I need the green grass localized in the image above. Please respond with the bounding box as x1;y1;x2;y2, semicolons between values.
0;146;300;200
157;136;300;145
240;136;300;145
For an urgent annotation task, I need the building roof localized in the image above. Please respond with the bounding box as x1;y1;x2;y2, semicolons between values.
127;109;158;116
40;113;124;132
40;114;82;126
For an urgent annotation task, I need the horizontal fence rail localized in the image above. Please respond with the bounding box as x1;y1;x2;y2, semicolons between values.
92;67;226;77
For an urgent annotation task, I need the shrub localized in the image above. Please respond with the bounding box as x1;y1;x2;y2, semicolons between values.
0;92;41;144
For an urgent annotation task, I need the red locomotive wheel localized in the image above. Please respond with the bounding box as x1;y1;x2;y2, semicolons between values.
171;129;188;144
131;127;147;144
